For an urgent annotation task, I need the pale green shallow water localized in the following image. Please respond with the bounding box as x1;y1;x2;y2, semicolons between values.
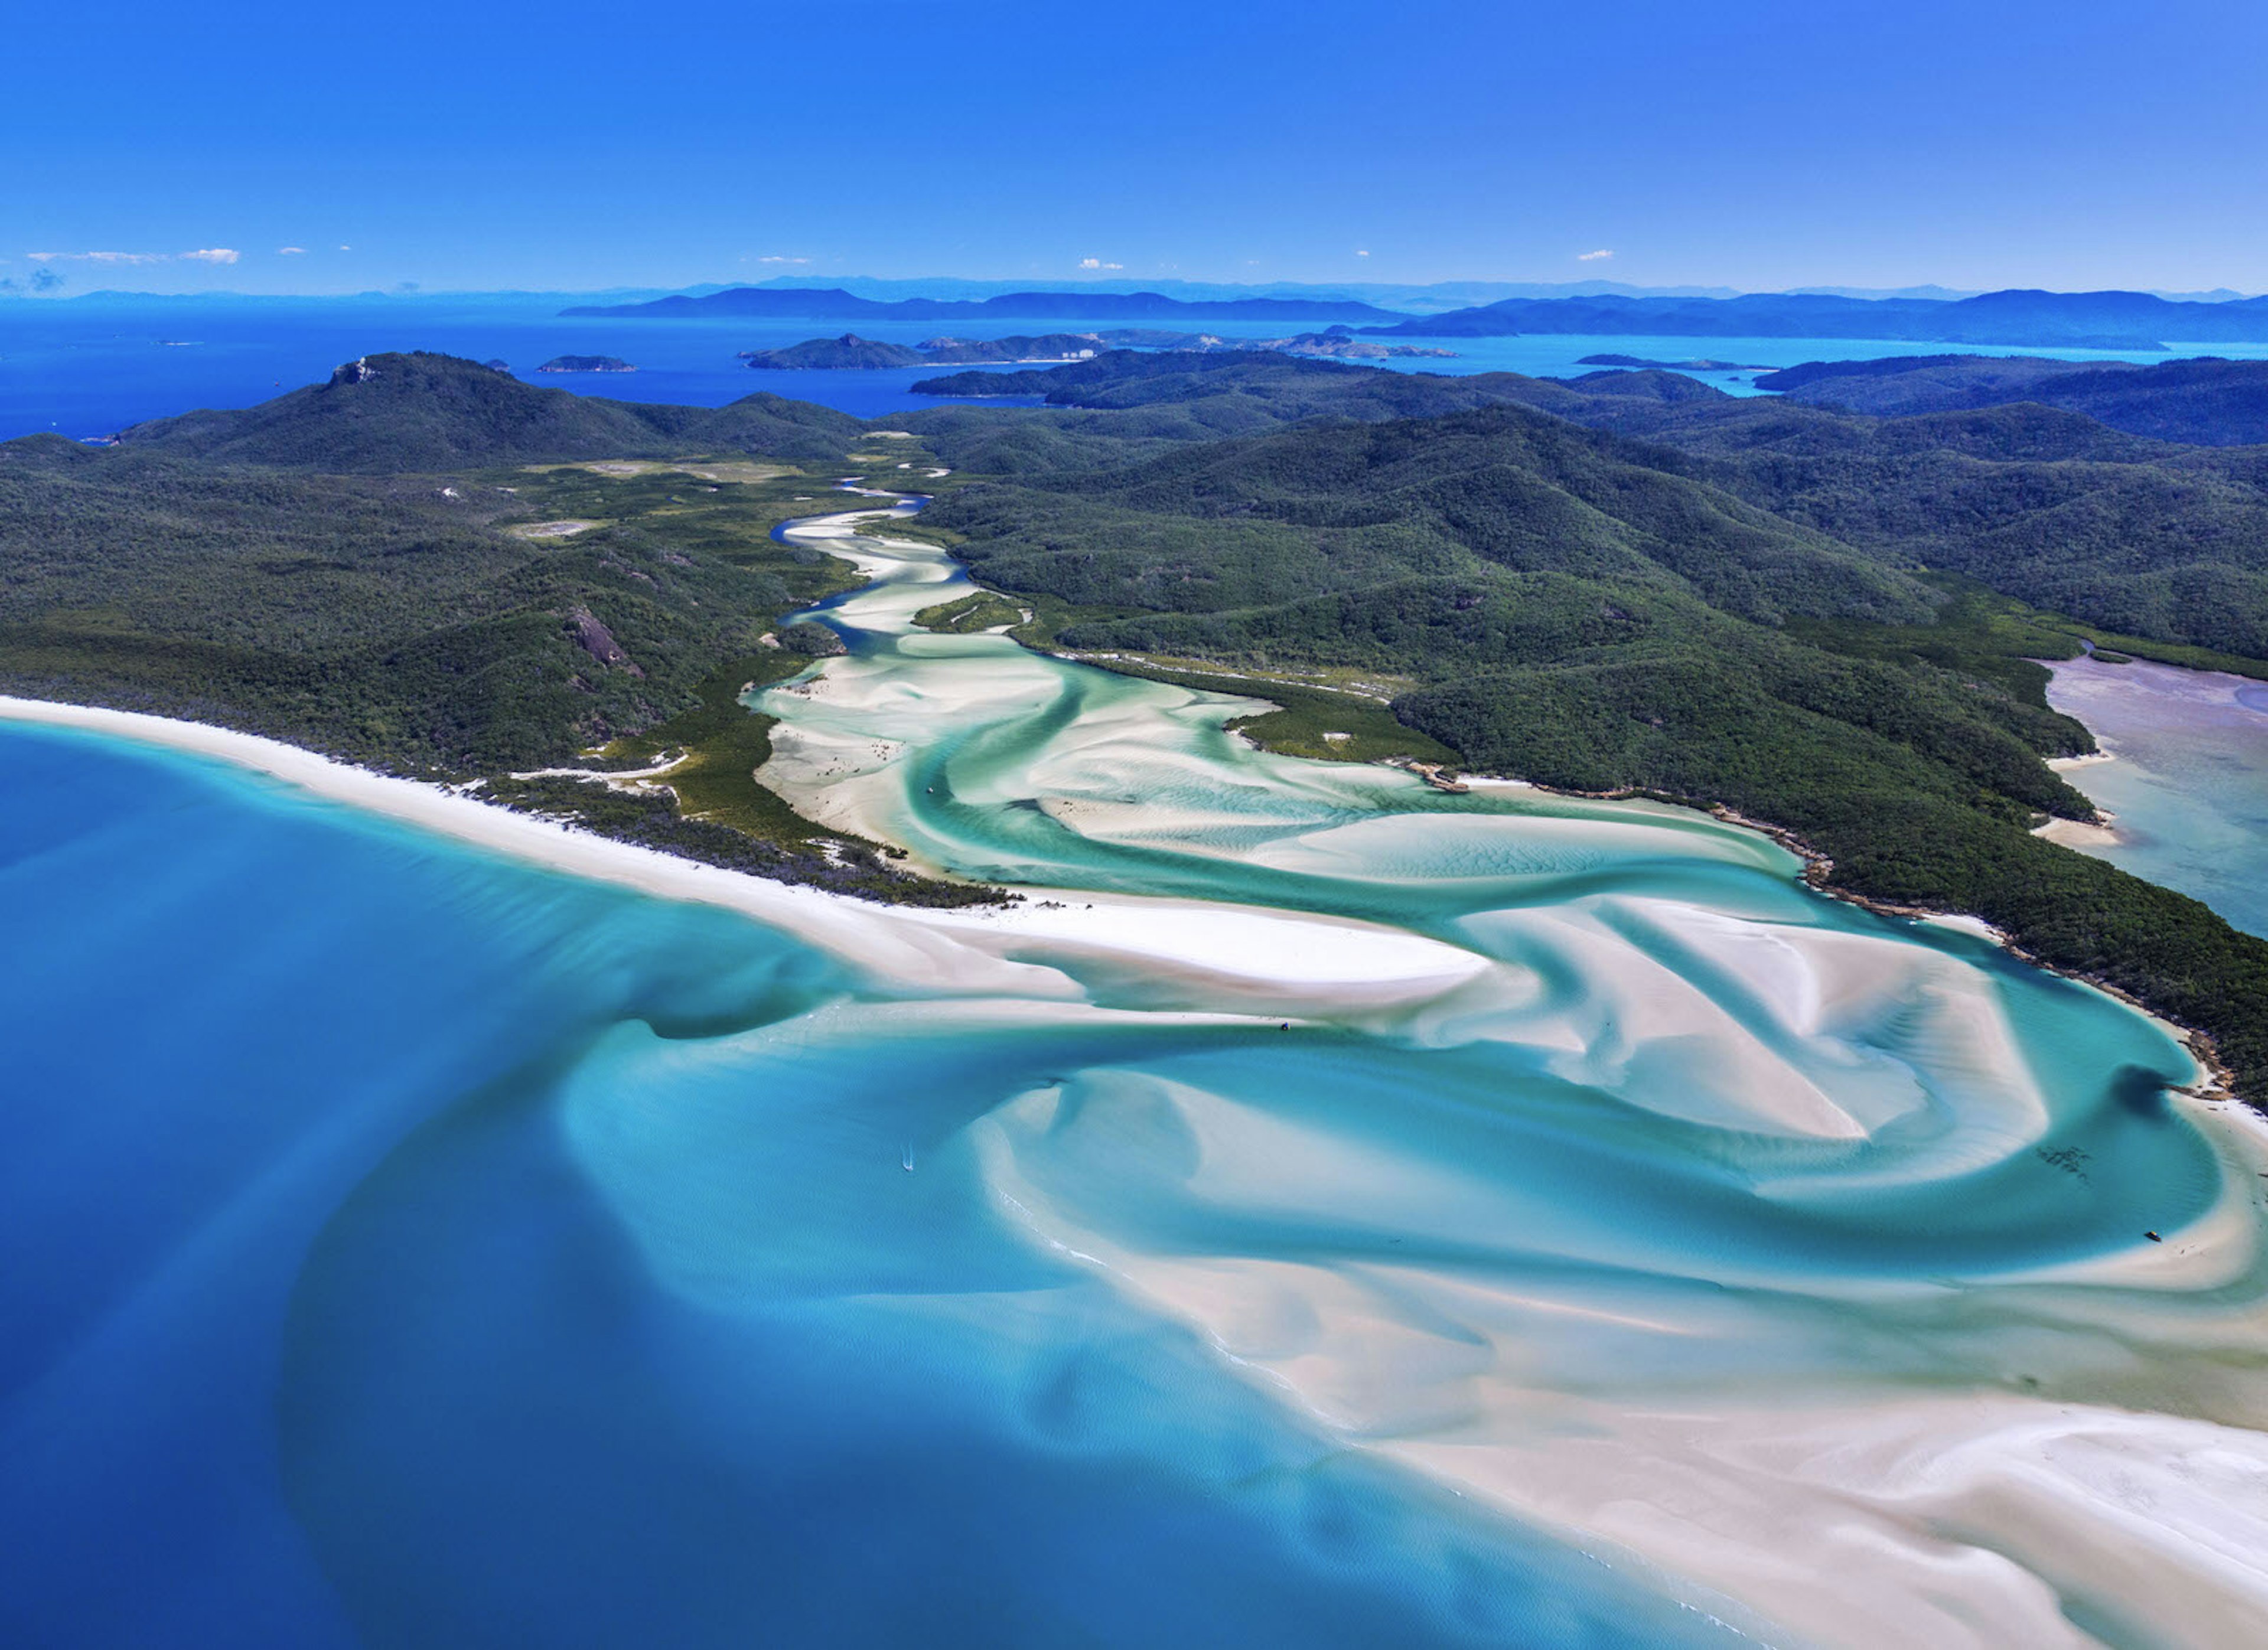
6;497;2268;1649
2043;655;2268;940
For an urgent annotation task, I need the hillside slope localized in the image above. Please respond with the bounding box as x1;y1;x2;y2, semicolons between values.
116;352;864;471
923;352;2268;659
1758;354;2268;445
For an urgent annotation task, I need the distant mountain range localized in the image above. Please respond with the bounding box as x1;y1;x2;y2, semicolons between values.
563;288;1407;323
1363;289;2268;350
563;283;2268;351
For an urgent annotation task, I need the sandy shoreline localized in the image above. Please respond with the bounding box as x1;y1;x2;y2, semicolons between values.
0;694;1492;1016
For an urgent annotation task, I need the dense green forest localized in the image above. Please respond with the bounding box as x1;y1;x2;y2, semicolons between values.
1758;353;2268;445
0;361;995;904
912;351;2268;658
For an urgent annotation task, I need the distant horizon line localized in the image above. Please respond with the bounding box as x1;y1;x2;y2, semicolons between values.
6;276;2263;307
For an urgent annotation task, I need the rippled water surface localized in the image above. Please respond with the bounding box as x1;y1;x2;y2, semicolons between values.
5;501;2268;1648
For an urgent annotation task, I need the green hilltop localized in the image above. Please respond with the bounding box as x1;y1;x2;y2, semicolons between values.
117;350;863;471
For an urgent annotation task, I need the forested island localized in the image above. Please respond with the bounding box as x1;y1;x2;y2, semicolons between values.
1364;288;2268;350
6;346;2268;1100
738;329;1453;370
565;281;2268;351
1578;354;1779;371
568;285;1404;322
536;354;637;373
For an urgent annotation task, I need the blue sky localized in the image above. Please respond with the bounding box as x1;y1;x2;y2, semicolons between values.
6;0;2263;297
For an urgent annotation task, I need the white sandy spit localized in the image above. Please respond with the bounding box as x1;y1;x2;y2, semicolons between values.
971;1071;2268;1650
0;695;1489;1019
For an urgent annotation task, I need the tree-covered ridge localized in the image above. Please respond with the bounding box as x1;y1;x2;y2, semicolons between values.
0;436;836;771
1543;394;2268;660
1758;354;2268;445
934;406;1933;628
115;351;865;472
913;351;2268;661
0;422;993;905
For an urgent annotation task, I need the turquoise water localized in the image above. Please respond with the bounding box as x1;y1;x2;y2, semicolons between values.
6;500;2268;1644
0;723;1745;1648
2043;655;2268;940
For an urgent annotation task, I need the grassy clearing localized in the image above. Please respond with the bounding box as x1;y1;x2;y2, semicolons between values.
1062;654;1458;765
674;460;793;484
851;514;967;549
913;591;1027;633
598;653;819;843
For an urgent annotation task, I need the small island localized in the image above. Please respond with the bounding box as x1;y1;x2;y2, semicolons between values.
1576;353;1778;371
739;335;927;370
536;355;638;373
739;328;1456;371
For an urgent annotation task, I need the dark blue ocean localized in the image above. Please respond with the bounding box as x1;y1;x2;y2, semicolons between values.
9;292;2246;439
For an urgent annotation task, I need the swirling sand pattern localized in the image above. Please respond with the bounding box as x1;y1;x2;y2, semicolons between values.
2;501;2266;1648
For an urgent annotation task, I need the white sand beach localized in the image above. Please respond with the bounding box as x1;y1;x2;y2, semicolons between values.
0;695;1491;1020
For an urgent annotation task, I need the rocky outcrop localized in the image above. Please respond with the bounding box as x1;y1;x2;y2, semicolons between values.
564;606;643;676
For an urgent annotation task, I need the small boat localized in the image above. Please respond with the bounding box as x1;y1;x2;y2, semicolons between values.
901;1142;916;1173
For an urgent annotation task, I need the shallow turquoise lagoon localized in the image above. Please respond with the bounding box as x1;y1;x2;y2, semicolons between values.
2044;654;2268;940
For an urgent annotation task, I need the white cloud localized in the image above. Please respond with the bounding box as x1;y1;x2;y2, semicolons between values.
757;255;810;265
1077;257;1125;270
338;244;351;252
32;247;243;266
278;246;307;255
1355;249;1371;257
1577;248;1614;262
30;250;166;265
